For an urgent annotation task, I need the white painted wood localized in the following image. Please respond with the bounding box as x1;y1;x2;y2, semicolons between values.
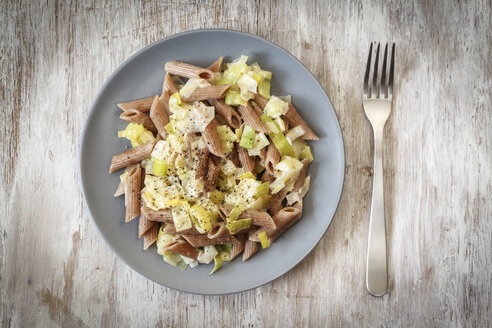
1;0;490;326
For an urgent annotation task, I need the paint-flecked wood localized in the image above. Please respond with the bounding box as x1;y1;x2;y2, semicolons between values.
1;1;491;327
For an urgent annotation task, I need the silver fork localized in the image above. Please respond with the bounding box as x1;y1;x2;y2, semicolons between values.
363;42;395;297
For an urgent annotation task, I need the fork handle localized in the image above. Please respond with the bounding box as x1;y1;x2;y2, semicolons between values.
366;128;388;296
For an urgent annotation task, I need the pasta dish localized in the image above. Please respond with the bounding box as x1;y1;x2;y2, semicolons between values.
109;56;319;273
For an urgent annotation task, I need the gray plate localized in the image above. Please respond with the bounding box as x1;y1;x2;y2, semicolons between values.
80;29;345;295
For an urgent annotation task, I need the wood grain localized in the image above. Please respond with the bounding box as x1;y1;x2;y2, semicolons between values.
1;0;490;327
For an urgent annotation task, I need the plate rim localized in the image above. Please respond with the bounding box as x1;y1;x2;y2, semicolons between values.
79;28;345;295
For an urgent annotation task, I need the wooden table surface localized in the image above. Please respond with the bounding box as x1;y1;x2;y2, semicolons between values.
1;1;491;327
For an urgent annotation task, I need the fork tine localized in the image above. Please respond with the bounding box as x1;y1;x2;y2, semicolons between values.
364;43;373;97
388;43;395;97
380;43;388;98
372;43;380;98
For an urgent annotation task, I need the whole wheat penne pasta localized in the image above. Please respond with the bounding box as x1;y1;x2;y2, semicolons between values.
165;61;216;82
163;72;179;95
285;103;319;140
149;95;170;138
229;233;246;261
138;210;154;238
268;188;288;216
182;234;239;248
204;157;221;192
143;222;159;250
202;119;225;157
293;158;310;192
109;139;157;173
236;143;256;173
242;240;259;262
159;90;172;115
124;164;141;222
117;96;155;112
265;143;280;173
207;222;230;239
182;84;232;102
207;56;223;73
208;99;242;129
219;205;276;229
258;147;267;167
270;203;303;242
250;100;263;116
141;206;173;223
163;239;200;260
249;207;302;242
114;166;132;197
195;146;210;182
162;223;177;235
261;170;275;184
226;146;240;167
238;104;270;134
119;108;157;133
253;93;269;110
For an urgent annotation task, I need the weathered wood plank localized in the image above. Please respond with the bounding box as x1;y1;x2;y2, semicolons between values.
0;0;490;327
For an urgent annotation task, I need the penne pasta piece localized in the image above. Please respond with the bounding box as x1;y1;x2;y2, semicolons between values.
207;222;230;239
138;210;154;238
159;90;172;115
207;56;223;73
109;139;157;173
204;157;221;192
242;240;259;262
165;61;216;82
253;93;269;110
268;188;288;217
202;119;225;157
249;207;302;242
270;202;303;242
181;234;239;248
219;205;276;229
285;103;319;140
293;158;310;192
229;233;246;261
141;206;173;223
124;164;142;222
250;100;264;116
208;99;242;129
182;84;232;102
117;96;155;112
119;108;157;132
226;145;240;167
163;72;179;95
236;143;256;173
143;222;159;250
163;239;200;260
261;170;275;184
195;146;210;182
114;166;132;197
238;103;270;134
265;143;280;173
149;95;170;138
258;147;267;167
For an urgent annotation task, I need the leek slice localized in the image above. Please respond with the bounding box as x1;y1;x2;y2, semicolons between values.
209;191;225;205
217;125;236;154
170;204;192;232
152;158;168;177
258;79;271;99
255;182;270;197
258;232;271;249
270;132;296;157
227;218;252;234
163;251;187;270
286;125;306;143
263;96;289;118
225;90;248;106
227;204;246;222
217;55;249;85
237;73;258;101
119;172;128;184
219;251;230;262
209;254;223;275
198;245;218;264
239;125;256;149
118;123;150;147
164;121;175;134
238;172;256;180
300;144;314;163
259;114;281;134
189;204;212;233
